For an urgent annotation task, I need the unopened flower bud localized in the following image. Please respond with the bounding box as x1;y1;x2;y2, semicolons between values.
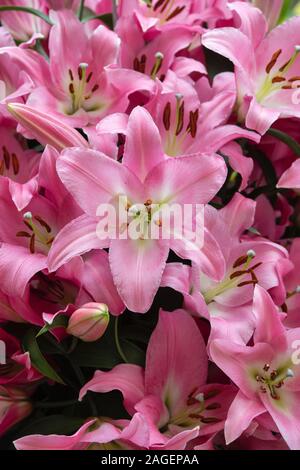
67;303;110;342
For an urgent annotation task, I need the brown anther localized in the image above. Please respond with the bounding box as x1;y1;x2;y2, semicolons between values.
250;262;263;271
230;270;246;280
165;5;185;21
187;397;198;406
29;234;35;254
144;199;152;206
87;72;93;83
282;85;293;89
205;402;221;411
200;416;221;424
3;147;10;170
275;381;284;389
91;84;99;93
289;76;300;82
270;370;278;381
260;386;267;393
250;270;258;283
256;375;264;382
233;255;249;268
188;109;199;138
69;83;75;95
237;280;257;287
12;153;19;175
23;220;33;231
175;101;184;136
0;160;4;176
160;0;170;13
153;0;166;11
265;49;282;74
189;413;201;420
270;388;280;400
78;66;83;80
263;364;270;372
16;231;31;238
68;69;74;81
34;216;51;233
272;76;286;83
163;102;171;130
279;59;292;73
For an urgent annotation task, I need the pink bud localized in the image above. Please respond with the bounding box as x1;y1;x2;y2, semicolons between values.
7;102;89;152
67;303;110;342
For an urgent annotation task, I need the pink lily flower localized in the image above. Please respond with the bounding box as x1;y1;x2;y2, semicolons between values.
97;71;259;189
0;328;40;385
0;0;50;44
26;10;156;127
0;26;15;47
253;193;293;242
0;53;34;116
0;119;40;210
210;285;300;450
0;385;32;438
14;413;151;450
80;309;236;449
277;159;300;189
162;194;292;344
27;250;124;329
117;17;205;81
0;147;84;297
48;106;227;312
0;42;50;87
0;284;42;324
202;16;300;134
118;0;231;33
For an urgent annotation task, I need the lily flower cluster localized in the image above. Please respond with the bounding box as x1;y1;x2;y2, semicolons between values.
1;0;300;451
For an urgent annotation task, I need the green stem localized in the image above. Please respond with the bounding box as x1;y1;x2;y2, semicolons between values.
0;6;53;25
67;355;98;416
114;317;129;363
267;128;300;157
35;399;79;409
78;0;85;20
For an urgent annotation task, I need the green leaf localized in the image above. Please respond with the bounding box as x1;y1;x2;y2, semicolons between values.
82;13;114;29
36;315;69;338
278;0;297;23
122;339;145;366
23;329;65;384
15;415;84;438
69;335;120;369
